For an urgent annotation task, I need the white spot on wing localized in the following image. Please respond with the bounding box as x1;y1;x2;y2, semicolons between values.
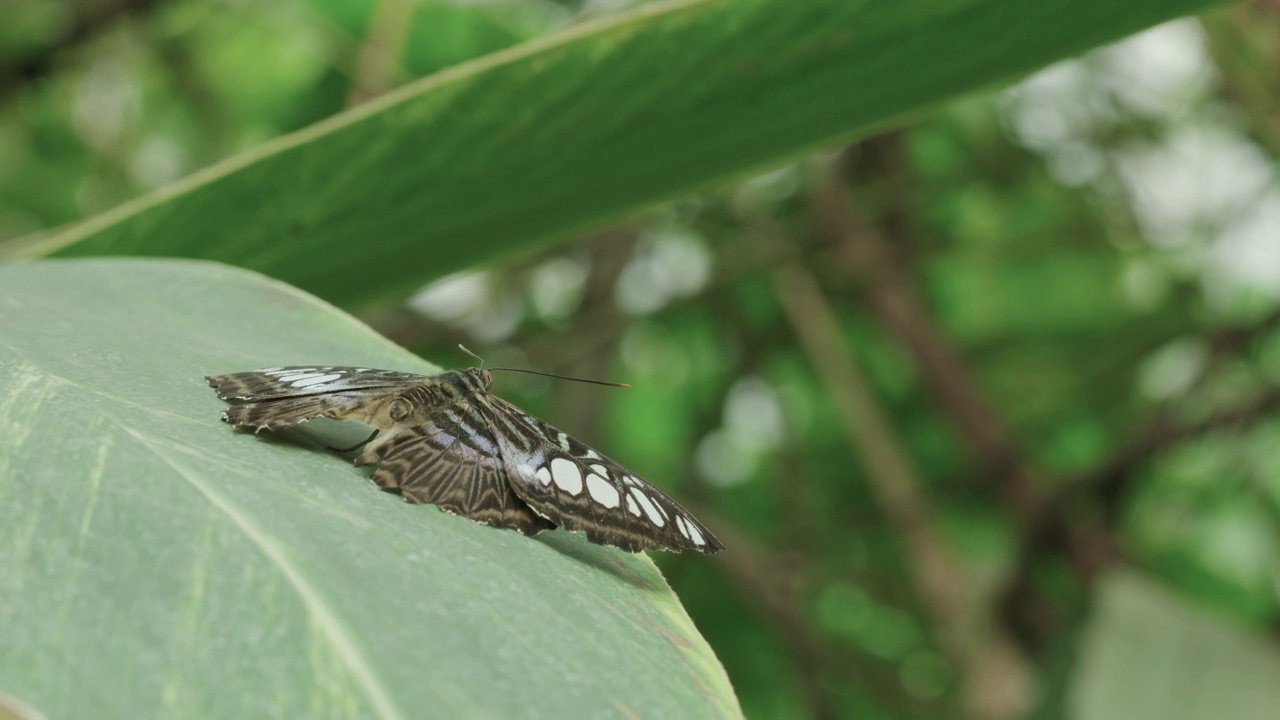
266;367;312;376
584;448;601;460
675;515;690;539
535;466;553;486
684;517;706;545
279;372;325;383
625;495;641;516
292;373;343;387
585;474;620;508
557;433;571;451
550;458;583;495
630;490;665;527
590;463;609;478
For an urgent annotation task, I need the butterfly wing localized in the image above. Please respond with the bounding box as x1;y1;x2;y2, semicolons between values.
476;396;723;554
207;365;720;552
206;366;426;401
206;366;427;433
353;400;554;537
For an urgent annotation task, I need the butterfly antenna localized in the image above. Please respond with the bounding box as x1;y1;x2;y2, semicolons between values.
488;367;631;388
457;344;485;370
459;344;629;387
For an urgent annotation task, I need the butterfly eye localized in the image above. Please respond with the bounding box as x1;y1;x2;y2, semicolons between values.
389;397;413;422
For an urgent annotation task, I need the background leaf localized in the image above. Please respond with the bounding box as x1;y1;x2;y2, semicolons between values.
17;0;1224;309
1069;572;1280;720
0;258;738;719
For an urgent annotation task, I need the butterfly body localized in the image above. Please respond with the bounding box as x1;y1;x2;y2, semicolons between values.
206;366;722;554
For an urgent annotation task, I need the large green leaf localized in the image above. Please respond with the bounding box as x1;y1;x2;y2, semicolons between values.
0;259;738;719
14;0;1223;309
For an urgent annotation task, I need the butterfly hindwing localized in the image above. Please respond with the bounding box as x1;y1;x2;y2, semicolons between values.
477;396;723;553
354;399;554;537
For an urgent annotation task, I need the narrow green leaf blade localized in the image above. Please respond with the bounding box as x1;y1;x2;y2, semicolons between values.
0;259;739;719
23;0;1224;308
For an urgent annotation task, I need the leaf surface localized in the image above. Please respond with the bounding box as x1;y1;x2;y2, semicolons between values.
0;259;739;719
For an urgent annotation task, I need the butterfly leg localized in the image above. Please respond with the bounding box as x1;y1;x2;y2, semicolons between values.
327;429;379;454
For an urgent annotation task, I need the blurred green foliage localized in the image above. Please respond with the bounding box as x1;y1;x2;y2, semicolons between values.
4;0;1280;719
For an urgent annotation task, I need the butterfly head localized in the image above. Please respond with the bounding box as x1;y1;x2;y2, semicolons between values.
460;367;493;391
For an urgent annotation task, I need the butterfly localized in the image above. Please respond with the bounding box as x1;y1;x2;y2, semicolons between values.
205;365;723;554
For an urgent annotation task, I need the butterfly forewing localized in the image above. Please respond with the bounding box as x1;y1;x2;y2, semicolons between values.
206;366;427;401
206;366;428;433
477;395;723;553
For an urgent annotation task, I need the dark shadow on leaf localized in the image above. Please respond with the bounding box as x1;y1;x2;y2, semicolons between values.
235;419;370;455
536;532;667;593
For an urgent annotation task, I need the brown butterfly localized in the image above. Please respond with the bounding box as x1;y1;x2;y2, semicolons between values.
206;366;722;553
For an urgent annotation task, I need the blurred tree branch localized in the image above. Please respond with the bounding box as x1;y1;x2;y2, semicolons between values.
771;259;968;651
539;236;633;436
815;131;1280;666
345;0;415;106
698;511;946;719
818;141;1046;525
768;242;1031;720
1002;382;1280;648
1203;5;1280;161
1081;387;1280;507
